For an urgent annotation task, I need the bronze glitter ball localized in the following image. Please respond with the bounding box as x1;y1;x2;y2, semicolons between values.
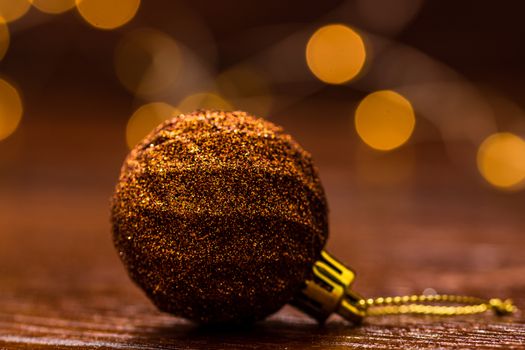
111;110;328;324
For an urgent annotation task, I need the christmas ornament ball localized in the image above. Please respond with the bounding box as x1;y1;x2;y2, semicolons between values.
111;110;328;323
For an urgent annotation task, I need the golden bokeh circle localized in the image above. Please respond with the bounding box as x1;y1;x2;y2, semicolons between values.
355;90;416;151
0;78;23;141
306;24;366;84
126;102;179;149
477;132;525;189
0;0;31;23
31;0;76;14
76;0;140;30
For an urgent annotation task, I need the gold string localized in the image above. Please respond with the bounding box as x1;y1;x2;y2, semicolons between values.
358;294;517;317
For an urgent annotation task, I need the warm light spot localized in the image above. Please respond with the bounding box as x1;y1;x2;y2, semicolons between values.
0;17;9;60
31;0;75;14
477;132;525;189
126;102;179;149
422;288;437;296
216;65;272;116
0;0;31;23
306;24;366;84
178;92;232;113
115;28;181;97
355;90;415;151
0;79;23;141
76;0;140;30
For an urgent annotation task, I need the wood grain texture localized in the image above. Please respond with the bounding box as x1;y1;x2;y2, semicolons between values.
0;121;524;349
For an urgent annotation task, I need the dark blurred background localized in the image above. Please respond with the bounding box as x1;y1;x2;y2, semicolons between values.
1;0;524;331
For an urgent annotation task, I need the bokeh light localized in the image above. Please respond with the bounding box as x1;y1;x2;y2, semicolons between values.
0;17;9;60
115;28;182;98
0;0;31;23
216;65;272;117
355;90;416;151
306;24;366;85
178;92;232;113
477;132;525;189
0;78;23;142
31;0;75;14
76;0;140;30
126;102;179;149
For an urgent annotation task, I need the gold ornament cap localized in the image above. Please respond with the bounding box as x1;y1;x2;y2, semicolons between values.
291;250;366;323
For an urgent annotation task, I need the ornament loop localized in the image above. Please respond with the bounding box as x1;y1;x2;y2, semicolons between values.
489;298;517;315
361;294;517;317
293;250;518;322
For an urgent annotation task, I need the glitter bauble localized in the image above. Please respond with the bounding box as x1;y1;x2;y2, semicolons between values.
111;110;328;323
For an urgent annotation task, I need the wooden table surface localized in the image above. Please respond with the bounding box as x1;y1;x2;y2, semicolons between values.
0;0;524;347
0;118;524;349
